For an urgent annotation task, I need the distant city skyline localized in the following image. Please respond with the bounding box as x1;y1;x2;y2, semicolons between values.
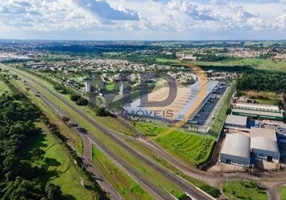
1;0;286;40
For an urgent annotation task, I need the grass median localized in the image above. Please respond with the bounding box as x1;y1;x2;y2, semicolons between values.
92;146;153;200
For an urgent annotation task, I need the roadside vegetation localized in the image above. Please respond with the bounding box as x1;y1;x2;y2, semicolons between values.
0;74;11;94
92;146;153;200
123;137;221;198
208;81;235;138
222;180;268;200
0;83;64;199
10;78;83;153
13;66;136;136
10;66;186;199
134;122;215;167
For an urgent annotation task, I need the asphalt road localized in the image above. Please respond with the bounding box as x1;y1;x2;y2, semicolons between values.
8;67;214;200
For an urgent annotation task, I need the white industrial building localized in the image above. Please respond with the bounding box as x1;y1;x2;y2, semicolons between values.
220;134;251;166
224;115;248;130
220;127;280;167
250;127;280;163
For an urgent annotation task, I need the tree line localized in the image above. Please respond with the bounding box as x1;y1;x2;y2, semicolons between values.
237;71;286;93
0;93;63;199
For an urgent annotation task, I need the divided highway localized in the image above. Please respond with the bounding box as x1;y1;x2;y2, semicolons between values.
7;66;213;200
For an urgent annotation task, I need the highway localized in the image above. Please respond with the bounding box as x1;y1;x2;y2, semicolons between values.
7;66;214;199
8;68;172;199
11;66;286;200
14;75;123;200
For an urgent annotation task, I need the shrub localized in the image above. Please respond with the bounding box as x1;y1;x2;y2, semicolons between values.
70;94;81;102
76;97;88;106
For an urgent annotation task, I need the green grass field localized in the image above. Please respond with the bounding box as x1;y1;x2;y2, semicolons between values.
134;122;215;167
222;180;268;200
92;146;153;200
34;122;97;200
10;66;185;198
279;185;286;200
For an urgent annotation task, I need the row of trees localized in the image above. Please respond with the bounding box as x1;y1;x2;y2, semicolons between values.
0;92;64;199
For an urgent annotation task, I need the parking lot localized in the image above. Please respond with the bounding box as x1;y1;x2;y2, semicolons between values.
191;86;227;126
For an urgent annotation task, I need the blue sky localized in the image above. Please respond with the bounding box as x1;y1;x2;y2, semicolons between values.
0;0;286;40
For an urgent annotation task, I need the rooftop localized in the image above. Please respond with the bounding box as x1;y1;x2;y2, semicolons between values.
234;103;280;112
220;134;250;158
250;127;277;141
232;108;284;118
251;137;279;153
225;115;248;126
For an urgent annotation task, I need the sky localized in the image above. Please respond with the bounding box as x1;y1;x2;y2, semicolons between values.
0;0;286;40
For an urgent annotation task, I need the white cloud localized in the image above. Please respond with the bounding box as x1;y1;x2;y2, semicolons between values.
0;0;285;39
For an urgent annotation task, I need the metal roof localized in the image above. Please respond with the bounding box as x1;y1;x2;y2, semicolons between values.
251;137;279;153
225;115;247;126
220;134;250;158
250;127;279;153
234;103;280;113
250;127;277;141
232;109;284;118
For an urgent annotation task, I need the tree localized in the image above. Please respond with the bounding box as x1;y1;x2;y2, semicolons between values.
76;97;88;106
70;94;81;102
96;107;110;117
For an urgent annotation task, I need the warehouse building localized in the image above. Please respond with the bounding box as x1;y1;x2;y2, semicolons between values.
224;115;248;130
232;103;284;121
220;134;251;166
250;127;280;163
123;80;220;123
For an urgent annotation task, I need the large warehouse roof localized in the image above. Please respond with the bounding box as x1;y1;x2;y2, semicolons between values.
250;127;277;141
234;103;280;113
123;80;219;121
232;109;284;118
251;137;279;153
220;134;250;158
225;115;247;126
250;127;279;153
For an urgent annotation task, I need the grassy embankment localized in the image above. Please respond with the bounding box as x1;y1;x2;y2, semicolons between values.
31;122;97;199
208;81;236;138
92;146;153;200
10;78;83;153
222;180;268;200
134;122;215;168
2;74;95;199
11;67;186;198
